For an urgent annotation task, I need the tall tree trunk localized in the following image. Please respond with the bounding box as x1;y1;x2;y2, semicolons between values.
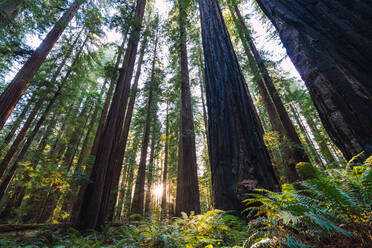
0;0;82;129
2;94;34;147
106;27;149;221
175;0;201;216
0;96;44;178
70;38;126;224
113;165;128;220
306;116;336;166
161;104;169;219
0;110;59;219
289;102;325;169
198;0;279;215
90;35;128;155
144;129;156;217
231;3;307;182
0;35;87;200
122;137;140;218
130;34;158;217
75;0;147;231
255;0;372;160
76;97;101;168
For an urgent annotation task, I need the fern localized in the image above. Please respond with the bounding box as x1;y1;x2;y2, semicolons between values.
245;156;372;247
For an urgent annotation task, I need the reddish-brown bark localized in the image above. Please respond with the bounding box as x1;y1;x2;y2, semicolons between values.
75;0;147;231
106;28;149;221
175;0;201;216
90;35;127;155
199;0;279;215
231;4;306;182
255;0;372;160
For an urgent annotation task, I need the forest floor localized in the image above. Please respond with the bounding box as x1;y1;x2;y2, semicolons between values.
0;211;252;247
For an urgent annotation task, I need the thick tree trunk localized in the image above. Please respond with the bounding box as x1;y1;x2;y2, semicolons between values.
255;0;372;160
75;0;147;231
175;0;200;216
106;28;149;221
70;39;126;224
130;35;158;217
0;0;82;129
90;35;127;155
231;3;306;182
161;104;169;219
198;0;279;215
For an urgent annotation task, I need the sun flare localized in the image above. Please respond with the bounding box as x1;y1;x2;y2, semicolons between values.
152;184;163;198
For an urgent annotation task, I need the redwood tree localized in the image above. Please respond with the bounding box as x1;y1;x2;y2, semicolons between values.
75;0;147;231
130;33;159;216
228;2;307;182
175;0;200;216
0;0;83;130
255;0;372;160
106;23;151;220
199;0;279;215
161;103;169;219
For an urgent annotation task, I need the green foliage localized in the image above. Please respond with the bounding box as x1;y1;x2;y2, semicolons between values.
243;156;372;247
0;210;250;247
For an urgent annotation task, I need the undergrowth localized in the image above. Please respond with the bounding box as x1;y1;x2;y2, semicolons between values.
243;155;372;247
0;156;371;248
0;210;251;248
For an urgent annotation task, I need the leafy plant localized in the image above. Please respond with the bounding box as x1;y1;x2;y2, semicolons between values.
244;156;372;247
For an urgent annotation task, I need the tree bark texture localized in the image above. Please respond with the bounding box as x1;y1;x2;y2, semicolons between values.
75;0;147;231
199;0;279;215
175;0;200;216
255;0;372;160
230;3;306;182
0;0;82;130
90;35;127;155
106;28;150;221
